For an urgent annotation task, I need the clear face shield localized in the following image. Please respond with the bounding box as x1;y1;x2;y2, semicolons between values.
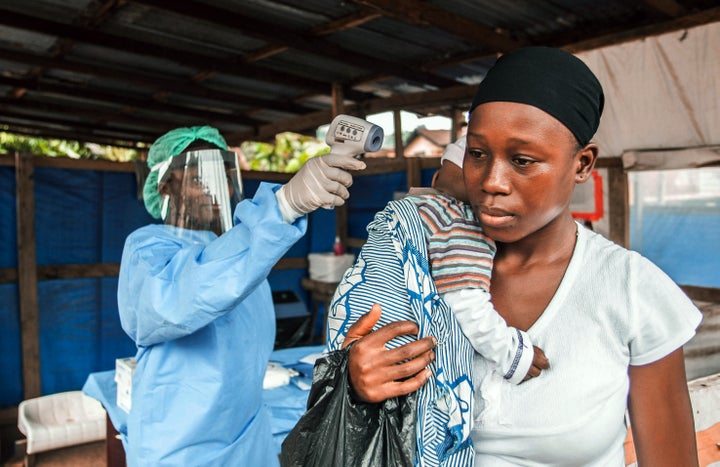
158;149;243;236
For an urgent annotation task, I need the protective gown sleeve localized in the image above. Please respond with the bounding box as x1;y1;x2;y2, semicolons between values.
118;182;307;346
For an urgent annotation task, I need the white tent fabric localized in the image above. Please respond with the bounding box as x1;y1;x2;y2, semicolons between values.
574;27;719;387
578;22;720;167
622;146;720;171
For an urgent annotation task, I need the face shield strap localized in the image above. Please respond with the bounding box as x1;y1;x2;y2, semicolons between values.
151;158;172;186
160;195;170;221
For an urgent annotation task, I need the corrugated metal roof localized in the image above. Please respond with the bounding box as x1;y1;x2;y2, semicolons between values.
0;0;717;147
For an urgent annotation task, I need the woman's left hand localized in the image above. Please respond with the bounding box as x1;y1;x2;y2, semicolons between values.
342;304;436;403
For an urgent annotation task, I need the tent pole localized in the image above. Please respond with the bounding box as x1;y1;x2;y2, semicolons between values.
607;164;629;247
15;152;41;399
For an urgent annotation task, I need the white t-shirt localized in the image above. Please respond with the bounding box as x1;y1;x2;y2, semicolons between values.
465;223;702;466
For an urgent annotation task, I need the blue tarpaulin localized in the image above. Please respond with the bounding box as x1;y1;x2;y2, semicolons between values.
0;163;430;407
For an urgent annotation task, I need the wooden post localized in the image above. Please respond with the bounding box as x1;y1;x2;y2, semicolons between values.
392;109;417;189
331;82;348;248
331;82;344;116
393;109;404;159
607;164;629;247
406;157;422;189
15;152;41;399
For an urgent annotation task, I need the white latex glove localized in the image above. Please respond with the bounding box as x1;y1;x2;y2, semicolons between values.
276;153;366;223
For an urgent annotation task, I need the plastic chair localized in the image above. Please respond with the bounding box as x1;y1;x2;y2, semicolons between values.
17;390;106;455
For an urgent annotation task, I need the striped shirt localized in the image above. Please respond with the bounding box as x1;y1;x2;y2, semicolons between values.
412;193;496;294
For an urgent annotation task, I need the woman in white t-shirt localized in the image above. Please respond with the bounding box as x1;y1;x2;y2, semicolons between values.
339;47;702;466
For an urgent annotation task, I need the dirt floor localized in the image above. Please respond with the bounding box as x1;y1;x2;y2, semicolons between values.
3;441;105;467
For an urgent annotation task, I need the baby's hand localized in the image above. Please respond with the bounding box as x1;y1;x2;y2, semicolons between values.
522;346;550;382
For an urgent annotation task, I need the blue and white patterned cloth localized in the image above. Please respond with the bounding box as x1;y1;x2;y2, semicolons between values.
327;198;476;466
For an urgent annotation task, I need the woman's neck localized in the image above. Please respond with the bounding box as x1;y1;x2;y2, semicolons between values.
495;215;578;269
490;215;580;329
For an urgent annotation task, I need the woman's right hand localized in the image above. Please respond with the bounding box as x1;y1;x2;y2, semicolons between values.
342;304;437;403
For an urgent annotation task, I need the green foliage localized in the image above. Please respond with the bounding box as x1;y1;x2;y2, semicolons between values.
240;132;330;173
0;131;141;162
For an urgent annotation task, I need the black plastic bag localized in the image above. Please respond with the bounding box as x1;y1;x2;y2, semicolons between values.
280;347;416;467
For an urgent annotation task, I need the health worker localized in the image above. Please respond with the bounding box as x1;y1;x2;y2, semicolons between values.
117;126;365;466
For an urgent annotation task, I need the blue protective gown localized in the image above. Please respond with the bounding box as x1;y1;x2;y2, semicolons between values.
118;183;306;467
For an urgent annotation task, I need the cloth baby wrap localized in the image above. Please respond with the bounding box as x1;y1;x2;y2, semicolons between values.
327;197;476;466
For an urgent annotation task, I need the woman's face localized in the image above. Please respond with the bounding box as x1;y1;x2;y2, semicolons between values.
463;101;591;244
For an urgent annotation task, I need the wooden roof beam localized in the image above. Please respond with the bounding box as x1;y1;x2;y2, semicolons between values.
564;6;720;53
1;108;158;139
640;0;687;18
0;7;335;96
1;124;147;148
353;0;526;53
0;118;157;145
0;75;263;127
78;0;129;28
228;9;381;64
0;49;314;115
228;83;477;142
311;9;381;36
0;97;198;133
130;0;458;89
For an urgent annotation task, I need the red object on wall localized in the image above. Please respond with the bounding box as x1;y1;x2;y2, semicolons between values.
333;235;344;256
571;170;604;222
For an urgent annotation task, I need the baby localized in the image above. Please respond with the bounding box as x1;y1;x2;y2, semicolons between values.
408;136;548;384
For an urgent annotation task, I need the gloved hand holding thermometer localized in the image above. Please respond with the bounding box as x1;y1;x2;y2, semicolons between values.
277;114;384;223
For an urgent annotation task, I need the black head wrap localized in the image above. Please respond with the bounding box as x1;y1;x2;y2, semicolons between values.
469;47;604;146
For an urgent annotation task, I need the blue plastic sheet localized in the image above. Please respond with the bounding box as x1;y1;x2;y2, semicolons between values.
0;168;147;406
0;163;432;408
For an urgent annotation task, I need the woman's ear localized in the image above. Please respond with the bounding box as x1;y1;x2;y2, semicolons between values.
575;143;598;183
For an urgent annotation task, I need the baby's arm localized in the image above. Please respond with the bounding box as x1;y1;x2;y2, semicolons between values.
443;288;534;384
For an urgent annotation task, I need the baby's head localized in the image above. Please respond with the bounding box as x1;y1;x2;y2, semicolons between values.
432;135;467;202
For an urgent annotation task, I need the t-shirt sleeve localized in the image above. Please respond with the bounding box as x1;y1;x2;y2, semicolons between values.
628;254;703;366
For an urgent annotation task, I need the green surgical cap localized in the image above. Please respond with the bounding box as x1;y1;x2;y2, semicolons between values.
142;126;228;219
